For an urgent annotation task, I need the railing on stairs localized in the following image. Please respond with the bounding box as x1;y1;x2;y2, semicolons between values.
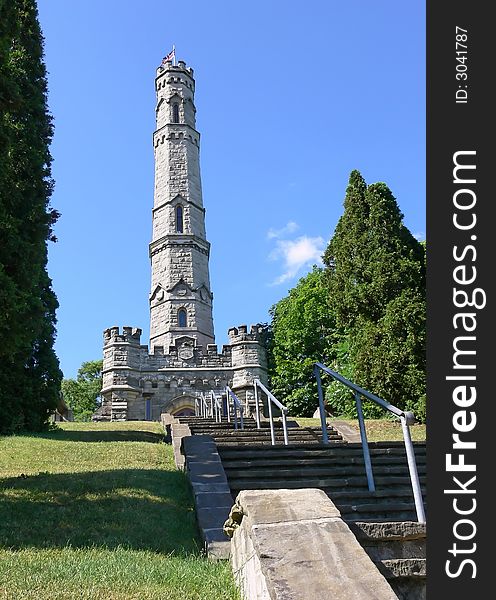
210;391;223;423
253;379;289;446
195;392;209;418
313;362;426;524
226;386;244;430
195;391;223;422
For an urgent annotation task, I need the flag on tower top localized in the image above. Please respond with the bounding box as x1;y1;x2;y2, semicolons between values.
161;47;176;65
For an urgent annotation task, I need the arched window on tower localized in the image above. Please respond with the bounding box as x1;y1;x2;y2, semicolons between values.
178;308;187;328
175;205;184;233
172;103;180;123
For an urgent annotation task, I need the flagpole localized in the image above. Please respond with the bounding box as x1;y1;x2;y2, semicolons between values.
173;44;176;66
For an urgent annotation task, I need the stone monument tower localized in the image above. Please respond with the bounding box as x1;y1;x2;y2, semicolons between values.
99;57;267;421
150;59;214;352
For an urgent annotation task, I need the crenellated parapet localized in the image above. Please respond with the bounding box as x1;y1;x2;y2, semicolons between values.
228;324;268;406
156;60;195;83
104;326;143;346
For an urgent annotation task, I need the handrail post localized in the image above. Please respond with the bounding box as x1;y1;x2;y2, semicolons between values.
314;364;329;444
355;392;375;492
267;392;275;445
216;394;221;423
401;415;426;523
253;381;261;429
282;409;289;445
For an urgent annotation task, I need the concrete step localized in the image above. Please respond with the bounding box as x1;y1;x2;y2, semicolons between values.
214;439;349;447
323;487;425;500
206;432;344;442
218;441;426;454
228;474;426;490
349;521;426;559
337;502;426;521
378;559;426;600
220;454;425;468
219;446;426;461
224;464;426;480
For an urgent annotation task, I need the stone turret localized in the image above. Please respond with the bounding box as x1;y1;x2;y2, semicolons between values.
229;324;268;410
101;326;143;420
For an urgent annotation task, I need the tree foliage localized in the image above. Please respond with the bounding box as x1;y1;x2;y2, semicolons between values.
0;0;62;433
268;267;337;416
266;170;426;421
324;172;425;418
62;360;103;422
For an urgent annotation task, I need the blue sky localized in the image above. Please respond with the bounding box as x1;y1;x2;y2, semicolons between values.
37;0;425;379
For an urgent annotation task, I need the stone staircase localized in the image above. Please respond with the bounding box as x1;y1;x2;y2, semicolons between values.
349;521;426;600
177;415;426;599
217;441;426;522
175;415;345;445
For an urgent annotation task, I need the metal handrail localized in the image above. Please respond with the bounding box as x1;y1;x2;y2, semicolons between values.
195;392;209;418
226;386;244;430
253;379;289;445
313;362;426;524
195;391;223;422
210;390;223;423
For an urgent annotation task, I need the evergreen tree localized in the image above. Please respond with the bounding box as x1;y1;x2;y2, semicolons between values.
323;171;426;419
0;0;61;433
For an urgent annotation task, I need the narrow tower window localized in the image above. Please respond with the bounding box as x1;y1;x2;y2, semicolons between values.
175;205;184;233
172;103;180;123
178;308;187;328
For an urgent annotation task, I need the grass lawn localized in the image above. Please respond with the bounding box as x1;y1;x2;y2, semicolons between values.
0;421;239;600
295;417;426;442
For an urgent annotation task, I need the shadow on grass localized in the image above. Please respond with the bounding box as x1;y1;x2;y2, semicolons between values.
0;468;200;554
32;429;166;444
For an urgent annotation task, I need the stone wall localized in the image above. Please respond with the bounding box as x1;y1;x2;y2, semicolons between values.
101;324;267;421
229;489;398;600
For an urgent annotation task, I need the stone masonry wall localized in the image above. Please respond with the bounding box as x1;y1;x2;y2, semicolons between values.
101;324;267;421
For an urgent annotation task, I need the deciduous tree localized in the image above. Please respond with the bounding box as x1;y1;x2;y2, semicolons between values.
62;360;103;421
268;267;336;416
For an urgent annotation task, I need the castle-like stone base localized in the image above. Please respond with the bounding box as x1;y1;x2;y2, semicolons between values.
99;324;267;421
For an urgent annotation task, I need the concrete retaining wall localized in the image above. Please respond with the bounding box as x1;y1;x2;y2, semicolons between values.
229;489;398;600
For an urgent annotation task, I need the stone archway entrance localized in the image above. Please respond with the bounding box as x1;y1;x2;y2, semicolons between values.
165;395;196;418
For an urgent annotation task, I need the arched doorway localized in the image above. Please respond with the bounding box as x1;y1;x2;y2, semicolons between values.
164;395;196;418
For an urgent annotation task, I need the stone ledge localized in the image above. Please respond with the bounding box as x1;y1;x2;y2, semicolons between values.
350;521;427;541
329;419;362;442
231;489;398;600
182;434;232;560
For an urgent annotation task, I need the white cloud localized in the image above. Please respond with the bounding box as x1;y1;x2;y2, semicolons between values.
269;235;325;285
413;231;425;241
267;221;299;240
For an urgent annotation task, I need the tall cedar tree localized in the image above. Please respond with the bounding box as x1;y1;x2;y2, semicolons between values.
0;0;62;433
323;171;426;419
268;267;337;416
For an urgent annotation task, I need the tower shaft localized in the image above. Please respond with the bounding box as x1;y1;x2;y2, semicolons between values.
149;60;214;351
